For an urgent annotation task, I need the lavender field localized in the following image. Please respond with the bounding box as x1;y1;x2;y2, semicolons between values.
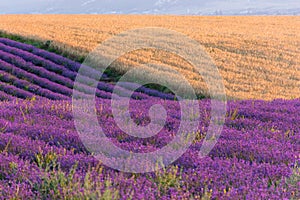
0;38;299;199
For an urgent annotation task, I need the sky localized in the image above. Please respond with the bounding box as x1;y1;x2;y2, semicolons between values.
0;0;299;15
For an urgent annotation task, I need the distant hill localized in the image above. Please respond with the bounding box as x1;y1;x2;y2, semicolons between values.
0;0;299;15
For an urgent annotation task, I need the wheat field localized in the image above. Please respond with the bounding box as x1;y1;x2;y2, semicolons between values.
0;15;299;100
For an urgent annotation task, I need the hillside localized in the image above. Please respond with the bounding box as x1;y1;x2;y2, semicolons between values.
0;15;299;100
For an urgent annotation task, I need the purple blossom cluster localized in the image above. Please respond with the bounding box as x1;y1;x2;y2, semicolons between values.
0;98;298;199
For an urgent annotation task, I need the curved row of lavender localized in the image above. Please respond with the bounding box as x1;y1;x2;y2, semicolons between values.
0;38;299;199
0;38;175;101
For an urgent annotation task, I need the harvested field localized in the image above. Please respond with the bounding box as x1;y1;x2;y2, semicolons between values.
0;15;299;100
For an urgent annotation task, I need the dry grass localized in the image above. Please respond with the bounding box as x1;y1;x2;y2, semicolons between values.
0;15;299;100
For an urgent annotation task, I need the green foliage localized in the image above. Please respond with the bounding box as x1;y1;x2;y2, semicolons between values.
34;152;119;200
35;151;58;171
285;161;300;200
152;165;183;197
227;107;240;120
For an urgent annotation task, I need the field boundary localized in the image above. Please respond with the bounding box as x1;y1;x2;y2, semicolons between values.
0;31;195;99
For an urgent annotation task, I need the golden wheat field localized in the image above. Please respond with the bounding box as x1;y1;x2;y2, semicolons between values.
0;15;299;100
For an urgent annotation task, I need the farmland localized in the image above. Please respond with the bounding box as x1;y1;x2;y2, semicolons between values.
0;36;299;199
0;15;299;100
0;15;299;199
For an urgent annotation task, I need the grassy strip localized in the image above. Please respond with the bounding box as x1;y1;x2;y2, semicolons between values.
0;31;86;63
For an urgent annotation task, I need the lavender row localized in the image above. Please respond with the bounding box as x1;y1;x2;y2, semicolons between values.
0;50;74;94
120;81;175;100
0;82;36;99
0;90;14;101
0;43;78;80
0;70;68;100
0;38;176;99
0;38;84;73
0;49;149;100
0;43;109;89
0;57;117;99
